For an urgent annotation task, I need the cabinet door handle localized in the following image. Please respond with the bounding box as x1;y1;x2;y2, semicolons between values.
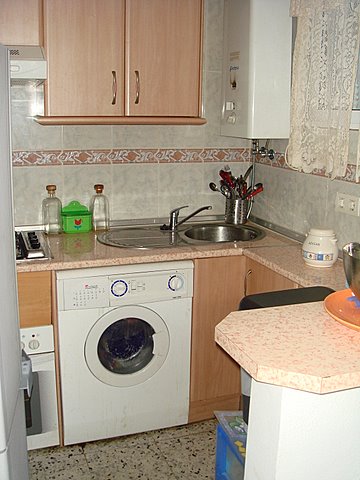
134;70;140;104
244;269;252;297
111;70;117;105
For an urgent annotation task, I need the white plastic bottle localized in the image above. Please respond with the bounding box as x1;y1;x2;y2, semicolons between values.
89;184;110;231
42;184;62;234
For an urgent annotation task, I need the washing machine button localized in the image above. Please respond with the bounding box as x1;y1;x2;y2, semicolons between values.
110;279;128;297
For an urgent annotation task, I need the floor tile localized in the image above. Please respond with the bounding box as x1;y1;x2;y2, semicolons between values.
85;442;175;480
155;430;216;479
45;466;92;480
29;446;89;479
27;470;47;480
83;429;150;454
148;419;217;442
28;420;217;480
28;445;84;460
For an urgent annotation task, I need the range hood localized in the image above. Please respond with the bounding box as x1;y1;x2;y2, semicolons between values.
8;46;47;85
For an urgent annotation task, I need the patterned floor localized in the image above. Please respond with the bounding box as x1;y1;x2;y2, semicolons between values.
28;419;217;480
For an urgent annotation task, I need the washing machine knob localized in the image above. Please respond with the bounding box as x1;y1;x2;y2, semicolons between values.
168;274;184;292
111;279;128;297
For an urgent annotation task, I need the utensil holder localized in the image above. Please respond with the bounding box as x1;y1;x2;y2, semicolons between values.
225;198;249;225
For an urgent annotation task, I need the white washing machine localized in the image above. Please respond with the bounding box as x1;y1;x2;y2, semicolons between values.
56;261;193;446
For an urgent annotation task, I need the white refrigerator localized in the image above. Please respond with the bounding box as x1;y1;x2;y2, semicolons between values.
0;43;30;479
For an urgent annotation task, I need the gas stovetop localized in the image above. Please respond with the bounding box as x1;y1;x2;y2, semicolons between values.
15;230;51;261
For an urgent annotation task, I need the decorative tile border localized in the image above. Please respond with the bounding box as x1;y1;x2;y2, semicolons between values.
12;148;250;166
11;148;358;183
12;151;62;166
257;152;358;184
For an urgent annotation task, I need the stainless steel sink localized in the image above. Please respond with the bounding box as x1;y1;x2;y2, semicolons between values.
97;226;184;249
97;222;265;249
182;224;265;243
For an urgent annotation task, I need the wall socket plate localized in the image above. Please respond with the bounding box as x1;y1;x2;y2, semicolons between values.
335;192;360;216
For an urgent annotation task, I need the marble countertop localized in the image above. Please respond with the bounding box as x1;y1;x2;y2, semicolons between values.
215;301;360;394
16;224;346;292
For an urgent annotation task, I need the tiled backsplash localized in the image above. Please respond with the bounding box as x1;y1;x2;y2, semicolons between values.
12;148;252;227
13;146;360;253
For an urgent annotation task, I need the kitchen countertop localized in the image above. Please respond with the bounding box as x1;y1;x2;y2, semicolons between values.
16;224;346;292
215;301;360;394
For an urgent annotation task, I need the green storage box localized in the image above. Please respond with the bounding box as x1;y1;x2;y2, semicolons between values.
61;201;92;234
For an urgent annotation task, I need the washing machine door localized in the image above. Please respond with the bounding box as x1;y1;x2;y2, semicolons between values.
85;305;170;387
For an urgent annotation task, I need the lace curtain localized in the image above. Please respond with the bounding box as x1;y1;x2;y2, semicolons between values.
288;0;360;180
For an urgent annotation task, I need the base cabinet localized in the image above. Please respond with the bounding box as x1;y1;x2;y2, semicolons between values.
189;256;299;423
189;256;246;422
245;258;299;296
17;271;52;328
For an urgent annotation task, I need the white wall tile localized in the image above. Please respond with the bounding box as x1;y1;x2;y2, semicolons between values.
61;165;113;213
111;163;159;221
12;166;64;226
62;125;112;150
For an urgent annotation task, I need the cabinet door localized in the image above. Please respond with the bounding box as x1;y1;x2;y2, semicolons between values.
125;0;203;117
245;258;298;296
0;0;42;46
189;256;246;423
17;271;52;328
43;0;124;116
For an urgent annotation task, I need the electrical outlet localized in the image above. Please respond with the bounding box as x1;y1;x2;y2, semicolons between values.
335;192;360;216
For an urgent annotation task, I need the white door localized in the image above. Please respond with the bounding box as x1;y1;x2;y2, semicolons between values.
0;44;29;479
85;305;170;387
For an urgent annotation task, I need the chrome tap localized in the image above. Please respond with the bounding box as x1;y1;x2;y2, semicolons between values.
160;205;212;231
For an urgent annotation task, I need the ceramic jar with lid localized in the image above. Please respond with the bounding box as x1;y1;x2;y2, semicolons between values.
302;228;338;267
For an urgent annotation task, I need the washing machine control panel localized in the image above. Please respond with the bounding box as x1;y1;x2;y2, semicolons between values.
57;263;193;310
60;277;109;310
109;270;191;305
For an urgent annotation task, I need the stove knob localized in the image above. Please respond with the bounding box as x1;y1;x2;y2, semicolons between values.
28;339;40;350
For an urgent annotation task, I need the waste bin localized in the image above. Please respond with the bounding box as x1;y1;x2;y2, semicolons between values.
239;286;334;424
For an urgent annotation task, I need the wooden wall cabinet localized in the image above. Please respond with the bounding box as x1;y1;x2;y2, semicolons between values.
189;256;246;423
41;0;203;123
17;271;52;328
0;0;43;46
125;0;202;117
43;0;125;117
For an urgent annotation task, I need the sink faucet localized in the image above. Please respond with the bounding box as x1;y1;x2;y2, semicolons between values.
160;205;212;231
